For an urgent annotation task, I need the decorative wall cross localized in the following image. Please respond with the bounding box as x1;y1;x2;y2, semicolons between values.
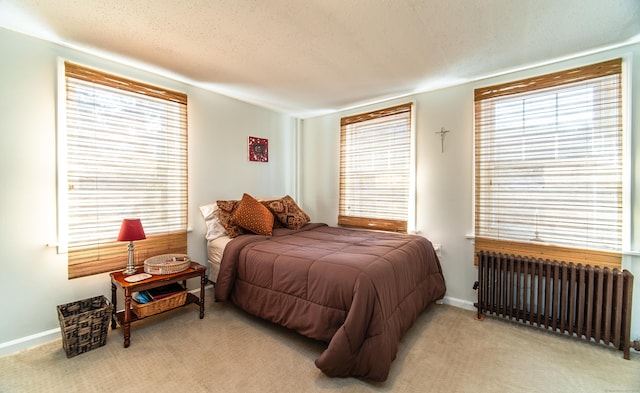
435;127;450;153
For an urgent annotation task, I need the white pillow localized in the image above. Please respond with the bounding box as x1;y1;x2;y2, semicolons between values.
199;203;227;241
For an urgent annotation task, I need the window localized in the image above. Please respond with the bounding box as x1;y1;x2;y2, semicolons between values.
474;58;623;268
62;62;188;279
339;103;414;232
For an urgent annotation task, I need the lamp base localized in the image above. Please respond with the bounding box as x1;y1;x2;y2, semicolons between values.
122;242;137;275
122;266;138;276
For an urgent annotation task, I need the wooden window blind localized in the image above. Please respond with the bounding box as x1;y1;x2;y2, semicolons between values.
339;103;413;232
64;61;188;279
474;58;623;269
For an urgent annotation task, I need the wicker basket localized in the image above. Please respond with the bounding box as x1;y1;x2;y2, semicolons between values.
131;290;187;318
144;254;190;275
57;296;113;358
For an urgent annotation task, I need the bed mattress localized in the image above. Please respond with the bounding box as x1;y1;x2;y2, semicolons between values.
206;235;231;282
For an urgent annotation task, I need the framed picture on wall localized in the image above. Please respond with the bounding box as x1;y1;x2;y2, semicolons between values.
248;136;268;162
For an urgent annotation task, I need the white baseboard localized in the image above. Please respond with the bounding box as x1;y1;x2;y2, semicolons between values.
0;328;61;357
440;295;476;311
0;285;216;357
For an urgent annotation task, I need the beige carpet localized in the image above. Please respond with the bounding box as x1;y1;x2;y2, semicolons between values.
1;291;639;393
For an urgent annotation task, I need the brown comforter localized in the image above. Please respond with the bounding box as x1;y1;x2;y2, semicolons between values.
214;223;446;381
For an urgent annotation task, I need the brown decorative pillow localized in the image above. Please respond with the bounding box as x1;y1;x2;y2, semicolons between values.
231;193;275;236
267;195;310;230
216;199;245;238
260;200;283;228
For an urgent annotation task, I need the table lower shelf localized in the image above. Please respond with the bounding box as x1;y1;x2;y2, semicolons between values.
114;292;201;325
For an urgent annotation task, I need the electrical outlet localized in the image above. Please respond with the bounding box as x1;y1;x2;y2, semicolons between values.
433;243;442;257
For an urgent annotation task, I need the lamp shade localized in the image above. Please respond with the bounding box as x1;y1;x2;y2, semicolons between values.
117;219;146;242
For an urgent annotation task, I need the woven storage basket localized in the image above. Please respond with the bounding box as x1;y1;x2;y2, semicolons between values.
144;254;190;275
132;290;187;318
57;295;113;358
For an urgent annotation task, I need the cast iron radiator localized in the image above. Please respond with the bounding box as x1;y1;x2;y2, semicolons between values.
475;250;634;359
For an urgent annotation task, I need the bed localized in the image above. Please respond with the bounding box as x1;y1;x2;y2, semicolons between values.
201;194;446;381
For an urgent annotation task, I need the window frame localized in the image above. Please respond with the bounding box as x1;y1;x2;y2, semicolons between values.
57;60;188;279
473;58;625;269
338;102;415;233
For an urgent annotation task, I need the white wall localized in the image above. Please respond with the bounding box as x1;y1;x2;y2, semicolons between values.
300;43;640;339
0;27;296;353
2;24;639;355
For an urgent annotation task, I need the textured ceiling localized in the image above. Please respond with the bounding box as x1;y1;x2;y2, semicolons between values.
2;0;639;117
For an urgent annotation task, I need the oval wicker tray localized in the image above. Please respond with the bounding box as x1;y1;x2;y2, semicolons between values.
143;254;190;275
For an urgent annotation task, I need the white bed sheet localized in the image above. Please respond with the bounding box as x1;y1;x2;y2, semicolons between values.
207;235;232;282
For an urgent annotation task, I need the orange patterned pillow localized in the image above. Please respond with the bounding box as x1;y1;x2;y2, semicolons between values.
267;195;310;230
231;193;275;236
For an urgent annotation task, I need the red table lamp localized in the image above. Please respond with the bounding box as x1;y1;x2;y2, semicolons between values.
117;218;146;275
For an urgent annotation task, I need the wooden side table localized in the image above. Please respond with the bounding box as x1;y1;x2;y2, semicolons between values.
110;261;207;348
